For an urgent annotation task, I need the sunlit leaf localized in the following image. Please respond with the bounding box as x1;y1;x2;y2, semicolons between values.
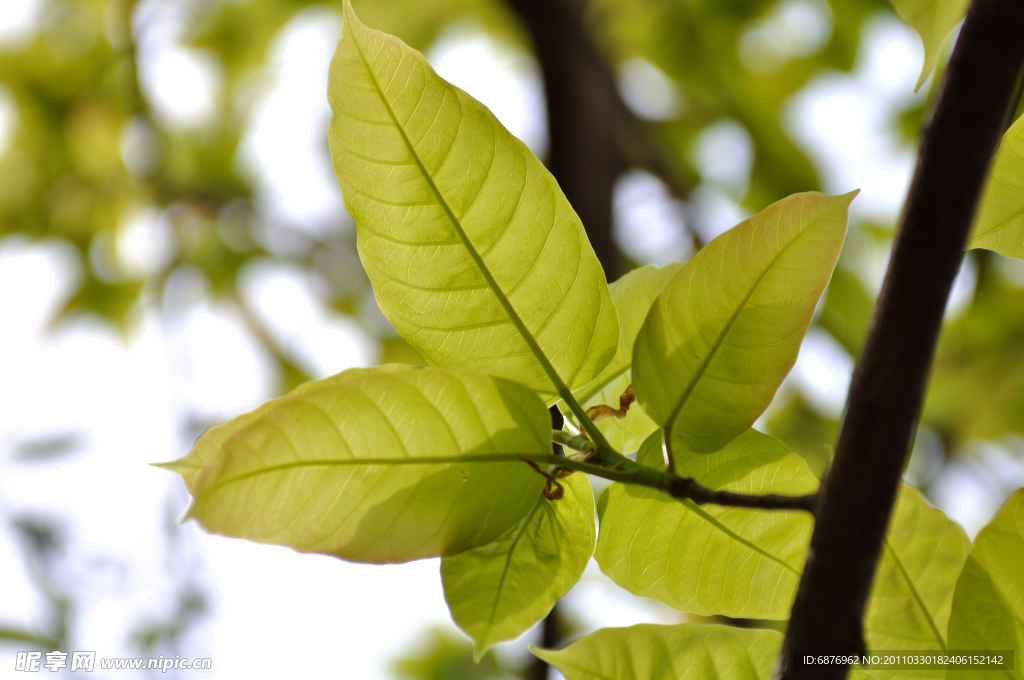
161;365;549;564
594;430;817;619
441;473;595;659
947;488;1024;680
863;484;971;678
531;623;782;680
561;263;684;453
890;0;970;91
327;2;618;401
632;191;854;454
966;113;1024;260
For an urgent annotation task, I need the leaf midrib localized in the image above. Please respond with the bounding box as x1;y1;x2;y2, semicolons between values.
882;537;947;650
347;25;572;400
663;200;845;435
682;499;802;576
194;453;546;497
483;496;545;640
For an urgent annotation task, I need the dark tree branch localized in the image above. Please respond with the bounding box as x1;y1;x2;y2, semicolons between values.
506;0;694;277
530;600;564;680
775;2;1024;678
507;0;622;276
525;0;690;201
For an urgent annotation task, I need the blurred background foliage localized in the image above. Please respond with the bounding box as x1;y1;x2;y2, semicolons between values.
3;0;1024;676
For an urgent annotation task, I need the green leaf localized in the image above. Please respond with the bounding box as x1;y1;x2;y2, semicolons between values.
561;263;685;453
632;191;854;454
163;365;550;564
863;484;971;678
966;113;1024;260
441;472;595;660
817;265;874;358
327;2;618;401
890;0;970;91
594;429;817;619
947;488;1024;680
531;623;782;680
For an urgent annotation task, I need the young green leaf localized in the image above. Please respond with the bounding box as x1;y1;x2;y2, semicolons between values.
594;430;817;619
890;0;970;91
946;488;1024;680
632;191;855;454
966;113;1024;260
863;484;971;676
531;623;782;680
327;2;618;401
163;365;550;564
441;472;595;660
561;263;684;453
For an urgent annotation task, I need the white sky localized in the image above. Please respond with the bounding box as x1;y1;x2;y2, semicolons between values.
1;2;1020;678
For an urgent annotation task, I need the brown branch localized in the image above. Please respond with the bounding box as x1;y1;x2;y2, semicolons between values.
775;1;1024;677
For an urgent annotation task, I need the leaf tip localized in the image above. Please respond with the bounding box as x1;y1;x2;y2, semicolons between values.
150;458;195;476
342;0;363;31
914;50;938;93
471;643;490;664
181;502;200;525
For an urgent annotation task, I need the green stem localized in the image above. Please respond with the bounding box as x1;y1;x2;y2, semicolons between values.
552;430;593;453
557;386;621;464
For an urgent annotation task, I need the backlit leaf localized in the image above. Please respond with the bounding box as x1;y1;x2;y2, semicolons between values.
163;365;549;564
531;623;781;680
594;430;817;619
632;191;854;453
562;263;684;453
441;473;595;659
327;2;618;400
966;113;1024;260
947;488;1024;680
863;484;971;679
890;0;970;91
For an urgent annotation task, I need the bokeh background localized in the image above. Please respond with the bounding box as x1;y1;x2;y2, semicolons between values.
2;0;1024;677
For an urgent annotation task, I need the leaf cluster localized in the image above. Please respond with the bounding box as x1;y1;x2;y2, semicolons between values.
154;1;1024;677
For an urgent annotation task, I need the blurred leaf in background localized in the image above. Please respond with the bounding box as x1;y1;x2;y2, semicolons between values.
391;626;519;680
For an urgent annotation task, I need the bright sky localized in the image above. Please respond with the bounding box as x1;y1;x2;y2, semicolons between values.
1;2;1020;678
